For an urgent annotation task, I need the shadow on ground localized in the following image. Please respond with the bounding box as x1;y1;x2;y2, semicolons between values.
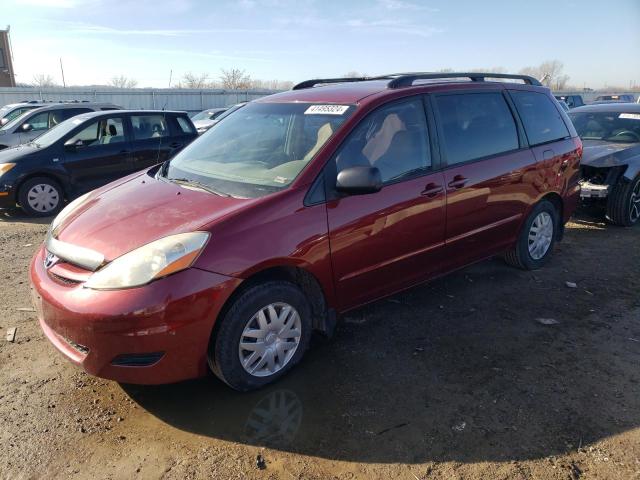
0;207;53;225
123;209;640;464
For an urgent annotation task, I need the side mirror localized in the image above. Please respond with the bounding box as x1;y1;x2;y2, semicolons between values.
20;123;33;132
0;118;7;126
336;166;382;195
64;139;84;151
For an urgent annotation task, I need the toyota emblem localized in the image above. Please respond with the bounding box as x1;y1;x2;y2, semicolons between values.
44;251;59;269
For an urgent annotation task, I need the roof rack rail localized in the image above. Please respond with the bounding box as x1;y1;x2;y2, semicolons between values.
292;72;542;91
292;77;372;90
387;72;542;88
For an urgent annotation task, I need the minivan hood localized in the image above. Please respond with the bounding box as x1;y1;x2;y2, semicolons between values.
581;139;640;168
55;171;256;262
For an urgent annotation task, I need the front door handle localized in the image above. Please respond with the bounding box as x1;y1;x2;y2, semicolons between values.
169;142;182;148
447;175;468;189
119;150;130;155
421;183;444;198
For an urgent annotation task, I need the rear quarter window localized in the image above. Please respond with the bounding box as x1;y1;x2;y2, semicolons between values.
510;90;570;146
175;116;196;135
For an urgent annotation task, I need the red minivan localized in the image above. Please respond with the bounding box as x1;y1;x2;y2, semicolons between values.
30;73;582;391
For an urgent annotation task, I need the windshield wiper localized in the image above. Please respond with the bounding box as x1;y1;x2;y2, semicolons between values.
169;177;232;197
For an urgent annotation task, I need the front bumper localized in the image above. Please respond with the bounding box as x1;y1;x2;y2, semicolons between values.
0;183;16;208
579;180;609;199
30;246;241;384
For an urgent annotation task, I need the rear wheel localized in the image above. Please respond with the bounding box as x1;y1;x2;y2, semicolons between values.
209;281;312;391
606;174;640;226
504;200;558;270
18;177;64;217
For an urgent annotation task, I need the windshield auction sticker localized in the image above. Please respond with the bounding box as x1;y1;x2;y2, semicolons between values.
304;105;349;115
619;113;640;120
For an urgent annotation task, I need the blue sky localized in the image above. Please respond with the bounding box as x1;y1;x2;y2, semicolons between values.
4;0;640;88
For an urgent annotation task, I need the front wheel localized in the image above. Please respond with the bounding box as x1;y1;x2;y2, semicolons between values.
504;200;558;270
606;174;640;227
209;281;312;391
18;177;64;217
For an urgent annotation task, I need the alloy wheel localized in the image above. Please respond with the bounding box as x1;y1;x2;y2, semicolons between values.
629;180;640;223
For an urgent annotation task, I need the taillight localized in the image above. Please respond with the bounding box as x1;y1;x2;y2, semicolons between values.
573;137;583;158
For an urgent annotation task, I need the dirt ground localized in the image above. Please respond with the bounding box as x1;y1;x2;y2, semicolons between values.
0;206;639;480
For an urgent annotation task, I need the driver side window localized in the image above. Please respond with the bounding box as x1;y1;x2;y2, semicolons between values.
24;112;49;132
335;98;431;183
68;118;126;147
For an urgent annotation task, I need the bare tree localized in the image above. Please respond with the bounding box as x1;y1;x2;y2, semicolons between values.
519;60;569;89
109;75;138;88
32;74;57;88
220;68;251;90
249;78;294;90
177;72;211;89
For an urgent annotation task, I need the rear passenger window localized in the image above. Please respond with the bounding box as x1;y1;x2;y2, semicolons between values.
335;98;431;183
510;91;570;146
131;115;169;140
434;92;519;165
176;116;195;134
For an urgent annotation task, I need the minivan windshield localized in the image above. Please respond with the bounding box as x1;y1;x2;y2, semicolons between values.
569;111;640;143
192;109;223;121
164;102;354;198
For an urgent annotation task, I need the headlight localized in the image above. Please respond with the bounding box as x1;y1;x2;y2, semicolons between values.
0;163;15;177
84;232;210;290
50;192;91;234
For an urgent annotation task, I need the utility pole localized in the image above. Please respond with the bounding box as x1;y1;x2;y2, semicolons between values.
168;69;172;88
59;58;66;87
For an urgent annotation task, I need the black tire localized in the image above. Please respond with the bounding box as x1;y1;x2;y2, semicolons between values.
209;281;312;392
18;176;64;217
504;199;558;270
606;174;640;227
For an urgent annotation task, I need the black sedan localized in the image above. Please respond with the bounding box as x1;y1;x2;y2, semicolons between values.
569;103;640;226
0;110;197;216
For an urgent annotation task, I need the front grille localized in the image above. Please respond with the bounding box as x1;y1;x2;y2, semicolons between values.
47;271;82;286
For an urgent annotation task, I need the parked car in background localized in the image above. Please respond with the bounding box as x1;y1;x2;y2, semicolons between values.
0;103;122;150
29;72;581;391
0;101;49;126
569;103;640;226
195;102;247;134
0;110;196;216
557;99;570;112
555;94;584;109
594;94;635;103
192;107;229;134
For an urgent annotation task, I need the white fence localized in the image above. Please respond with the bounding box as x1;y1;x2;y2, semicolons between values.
0;87;281;114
